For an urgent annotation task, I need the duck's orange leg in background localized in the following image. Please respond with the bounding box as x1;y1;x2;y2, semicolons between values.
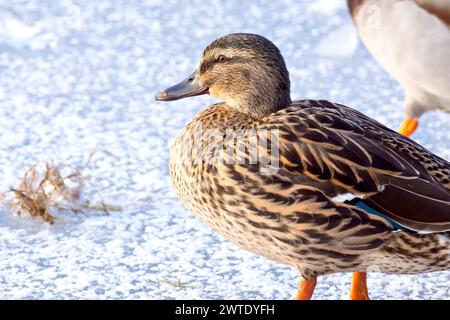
295;277;317;300
350;272;370;300
399;116;419;137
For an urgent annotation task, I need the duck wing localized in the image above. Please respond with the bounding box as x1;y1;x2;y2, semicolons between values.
262;100;450;233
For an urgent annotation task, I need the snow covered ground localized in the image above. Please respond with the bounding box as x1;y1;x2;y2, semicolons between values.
0;0;449;300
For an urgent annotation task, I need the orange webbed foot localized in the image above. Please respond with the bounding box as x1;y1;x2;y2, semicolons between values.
399;116;419;137
350;272;370;300
295;277;317;300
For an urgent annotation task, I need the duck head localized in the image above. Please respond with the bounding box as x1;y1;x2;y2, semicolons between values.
155;33;291;118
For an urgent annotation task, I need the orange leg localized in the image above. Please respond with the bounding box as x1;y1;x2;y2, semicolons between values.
350;272;370;300
399;116;419;137
295;277;317;300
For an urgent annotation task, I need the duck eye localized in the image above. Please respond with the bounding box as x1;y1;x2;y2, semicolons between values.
216;55;228;63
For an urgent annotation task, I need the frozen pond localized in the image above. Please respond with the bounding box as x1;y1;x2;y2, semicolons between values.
0;0;449;299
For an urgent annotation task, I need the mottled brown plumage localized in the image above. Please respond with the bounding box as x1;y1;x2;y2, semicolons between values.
156;33;450;299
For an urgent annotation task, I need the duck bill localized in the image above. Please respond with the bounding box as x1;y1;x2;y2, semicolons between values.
155;71;209;101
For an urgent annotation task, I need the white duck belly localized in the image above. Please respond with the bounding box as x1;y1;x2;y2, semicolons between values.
354;0;450;116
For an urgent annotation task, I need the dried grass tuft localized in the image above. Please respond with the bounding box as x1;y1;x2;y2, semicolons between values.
1;155;121;224
156;278;198;289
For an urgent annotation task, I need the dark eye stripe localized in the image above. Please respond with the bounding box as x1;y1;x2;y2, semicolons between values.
199;58;216;74
199;56;248;74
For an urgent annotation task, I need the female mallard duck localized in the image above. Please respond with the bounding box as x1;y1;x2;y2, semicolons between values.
348;0;450;137
155;33;450;300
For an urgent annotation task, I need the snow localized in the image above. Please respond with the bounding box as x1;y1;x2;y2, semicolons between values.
313;23;359;58
0;0;449;300
306;0;347;16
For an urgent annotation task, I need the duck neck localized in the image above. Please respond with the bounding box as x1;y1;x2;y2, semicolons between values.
230;89;292;118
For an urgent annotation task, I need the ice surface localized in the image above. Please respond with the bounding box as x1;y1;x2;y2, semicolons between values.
313;23;358;58
0;0;449;300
